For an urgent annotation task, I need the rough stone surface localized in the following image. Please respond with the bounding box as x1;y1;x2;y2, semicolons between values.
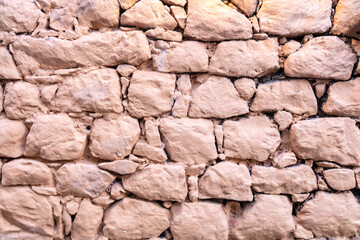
0;118;28;158
170;6;186;29
251;80;317;115
282;40;302;57
290;118;360;166
209;38;280;77
0;47;21;79
160;118;217;164
284;36;357;80
223;116;281;161
98;160;138;175
273;151;297;168
332;0;360;38
323;168;356;190
233;78;256;100
274;111;293;131
184;0;252;41
89;116;140;160
257;0;332;37
171;202;228;240
103;198;170;240
297;191;360;238
122;164;187;201
132;141;167;162
119;0;139;9
251;165;317;194
199;162;253;201
231;0;258;17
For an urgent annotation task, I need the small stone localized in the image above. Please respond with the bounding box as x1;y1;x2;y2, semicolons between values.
162;0;186;6
316;161;341;168
282;40;301;57
98;160;138;175
41;85;58;103
91;191;114;207
176;74;191;95
199;162;252;201
185;164;206;176
118;0;139;9
0;47;21;79
66;200;79;215
249;16;260;33
110;182;129;200
223;116;281;161
103;198;170;240
127;71;176;118
172;95;191;118
274;111;293;131
233;78;256;100
294;224;314;239
171;202;228;240
132;141;168;162
170;6;186;29
62;210;72;235
89;115;140;161
121;0;177;30
116;64;137;77
120;77;130;97
315;82;327;98
291;193;310;202
331;0;360;38
252;33;268;40
145;119;162;147
231;0;258;16
273;151;297;168
188;176;198;202
323;168;356;190
145;28;182;42
31;186;57;196
209;38;280;78
318;177;330;191
48;0;77;31
214;125;224;153
0;118;28;158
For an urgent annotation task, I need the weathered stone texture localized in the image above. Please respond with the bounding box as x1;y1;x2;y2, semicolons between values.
0;118;28;158
332;0;360;38
0;47;21;79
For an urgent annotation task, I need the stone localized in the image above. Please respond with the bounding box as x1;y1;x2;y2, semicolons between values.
294;225;314;240
41;85;58;103
89;116;140;160
274;111;293;131
199;162;253;201
231;195;294;240
4;81;41;120
2;159;52;186
116;64;136;77
290;118;360;166
188;175;198;202
251;165;317;194
153;41;209;73
297;191;360;238
119;0;139;9
25;114;87;161
223;116;281;161
323;168;356;190
291;193;310;203
122;164;187;201
71;199;103;240
121;0;177;30
103;198;170;240
0;187;54;237
55;163;115;198
284;36;357;80
273;151;297;168
11;31;151;75
185;164;206;176
127;71;176;118
233;78;256;100
132;141;168;162
62;210;72;235
184;0;252;41
145;28;183;42
188;76;249;118
0;118;28;158
0;47;21;79
282;40;301;57
172;95;190;118
251;80;317;115
52;68;122;113
331;0;360;38
31;186;57;196
170;6;186;29
209;38;280;78
77;0;119;29
65;201;79;215
171;202;228;240
257;0;332;37
162;0;186;6
0;0;42;33
145;118;162;147
91;191;114;207
160;118;217;164
322;77;360;117
214;125;224;153
98;160;138;175
48;0;77;31
110;182;128;200
176;74;191;95
231;0;258;17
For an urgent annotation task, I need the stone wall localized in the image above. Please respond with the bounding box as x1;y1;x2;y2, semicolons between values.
0;0;360;239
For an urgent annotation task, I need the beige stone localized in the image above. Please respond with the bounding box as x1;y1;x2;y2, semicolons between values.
98;160;138;175
332;0;360;38
188;175;198;202
184;0;252;41
251;165;317;194
284;36;357;80
297;191;360;238
12;31;151;75
223;116;281;161
282;40;301;57
294;224;314;239
55;163;115;198
116;64;136;77
119;0;139;9
2;159;52;186
25;114;86;161
209;38;280;77
274;111;293;131
110;182;128;200
170;6;186;29
251;80;317;115
322;77;360;117
171;202;228;240
91;191;114;207
323;168;356;191
162;0;186;6
145;118;162;147
290;118;360;166
132;141;168;162
257;0;332;37
41;85;58;103
123;164;187;201
185;164;206;176
0;118;28;158
291;193;310;203
121;0;177;30
189;76;249;118
199;162;252;201
127;71;176;118
176;74;191;95
71;199;103;240
352;39;360;56
66;201;79;215
52;68;122;113
214;125;224;153
0;0;42;33
233;78;256;100
231;0;258;17
62;210;72;235
0;47;21;79
273;151;297;168
0;187;54;237
160;118;217;164
231;195;294;240
4;81;41;120
153;41;209;73
145;28;183;42
89;116;140;160
103;198;170;240
172;94;190;118
48;0;77;31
